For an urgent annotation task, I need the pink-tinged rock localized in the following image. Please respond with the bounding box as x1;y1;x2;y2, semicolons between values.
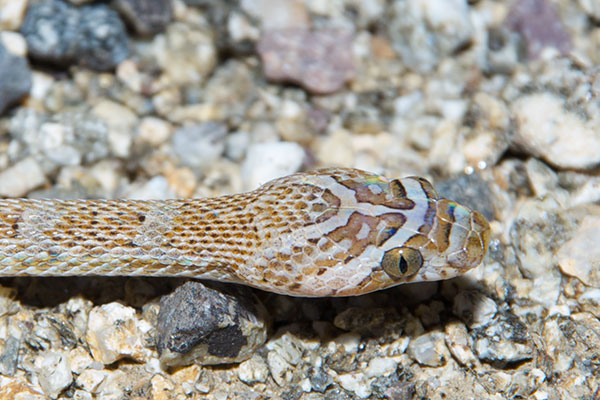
505;0;572;59
257;29;355;94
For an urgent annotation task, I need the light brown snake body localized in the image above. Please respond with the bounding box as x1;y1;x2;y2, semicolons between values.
0;168;490;296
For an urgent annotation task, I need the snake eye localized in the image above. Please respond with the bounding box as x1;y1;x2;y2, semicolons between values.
381;247;423;279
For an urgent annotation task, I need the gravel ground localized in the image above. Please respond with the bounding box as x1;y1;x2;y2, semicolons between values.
0;0;600;399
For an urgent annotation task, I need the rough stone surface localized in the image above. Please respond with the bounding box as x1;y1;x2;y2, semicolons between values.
388;0;473;73
157;281;268;366
511;93;600;170
113;0;172;36
21;0;129;70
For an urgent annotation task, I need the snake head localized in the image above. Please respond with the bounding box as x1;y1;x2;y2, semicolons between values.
248;169;490;297
366;177;491;292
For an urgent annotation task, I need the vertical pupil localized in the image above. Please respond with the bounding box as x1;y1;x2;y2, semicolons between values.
398;255;408;274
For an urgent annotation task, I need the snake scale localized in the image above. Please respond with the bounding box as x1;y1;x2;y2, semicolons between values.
0;168;490;296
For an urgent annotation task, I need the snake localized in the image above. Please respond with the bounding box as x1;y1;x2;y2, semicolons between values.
0;168;490;297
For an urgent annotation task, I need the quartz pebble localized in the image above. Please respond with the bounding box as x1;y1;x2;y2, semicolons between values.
512;93;600;170
407;331;448;367
557;215;600;288
86;302;153;365
241;141;306;190
171;122;227;172
0;0;28;30
35;351;73;399
0;157;46;197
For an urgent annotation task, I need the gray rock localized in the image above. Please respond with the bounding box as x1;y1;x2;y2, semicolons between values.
171;122;227;172
435;173;495;222
112;0;172;36
387;0;473;73
473;312;533;366
407;331;449;367
21;0;129;71
0;335;20;376
0;42;31;115
157;281;269;366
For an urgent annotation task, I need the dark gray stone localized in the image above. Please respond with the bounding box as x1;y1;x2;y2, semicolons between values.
435;174;495;221
157;281;269;366
21;0;129;71
0;43;32;115
112;0;173;36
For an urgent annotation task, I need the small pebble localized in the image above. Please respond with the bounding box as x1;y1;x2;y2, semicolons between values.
505;0;572;59
0;41;31;115
113;0;172;36
557;215;600;288
241;141;305;190
0;0;28;30
21;0;129;70
0;157;46;197
237;354;269;385
387;0;473;73
406;331;448;367
512;93;600;170
171;122;227;172
35;351;73;399
86;302;153;365
258;29;355;94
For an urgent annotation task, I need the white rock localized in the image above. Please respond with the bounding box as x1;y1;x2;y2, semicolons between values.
171;122;227;172
512;93;600;169
331;332;361;353
91;101;137;158
242;141;305;190
136;117;173;146
337;372;371;399
237;354;269;384
444;321;477;367
153;23;216;87
365;357;397;378
35;352;73;399
241;0;309;30
225;130;250;162
0;157;46;197
580;0;600;20
86;302;153;365
557;216;600;287
0;31;26;57
406;331;449;367
266;350;293;386
76;369;108;393
0;0;28;30
39;122;81;165
122;176;175;200
68;347;97;375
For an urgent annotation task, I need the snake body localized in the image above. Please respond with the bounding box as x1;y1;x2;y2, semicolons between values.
0;168;489;296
